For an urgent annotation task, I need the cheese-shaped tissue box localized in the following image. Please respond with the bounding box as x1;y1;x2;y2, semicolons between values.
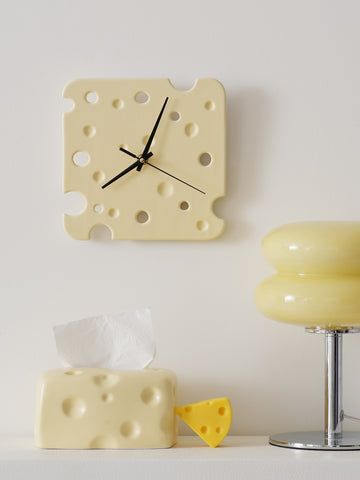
35;311;232;449
35;368;177;449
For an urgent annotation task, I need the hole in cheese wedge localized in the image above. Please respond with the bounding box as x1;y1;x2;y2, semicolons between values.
175;397;232;448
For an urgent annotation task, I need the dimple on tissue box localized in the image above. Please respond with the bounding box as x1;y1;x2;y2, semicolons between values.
35;309;177;449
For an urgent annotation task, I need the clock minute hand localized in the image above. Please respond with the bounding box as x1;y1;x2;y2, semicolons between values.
145;161;206;195
142;96;169;157
137;96;169;172
101;159;140;189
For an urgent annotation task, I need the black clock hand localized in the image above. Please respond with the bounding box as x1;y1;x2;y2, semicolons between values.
120;147;154;163
137;96;169;172
146;161;206;195
102;152;153;189
102;159;140;189
119;147;138;159
142;97;169;157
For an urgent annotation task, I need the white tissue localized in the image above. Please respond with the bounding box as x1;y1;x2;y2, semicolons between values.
53;308;155;370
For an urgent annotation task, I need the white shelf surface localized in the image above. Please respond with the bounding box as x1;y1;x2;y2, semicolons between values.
2;435;360;480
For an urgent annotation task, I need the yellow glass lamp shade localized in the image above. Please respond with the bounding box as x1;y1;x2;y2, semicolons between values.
262;222;360;275
255;222;360;328
256;274;360;328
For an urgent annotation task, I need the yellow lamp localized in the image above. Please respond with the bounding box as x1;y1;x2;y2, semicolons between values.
256;222;360;450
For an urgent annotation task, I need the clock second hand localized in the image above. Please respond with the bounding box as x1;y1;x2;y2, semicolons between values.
119;146;206;194
145;161;206;195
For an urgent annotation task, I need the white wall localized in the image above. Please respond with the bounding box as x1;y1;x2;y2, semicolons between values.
1;0;360;436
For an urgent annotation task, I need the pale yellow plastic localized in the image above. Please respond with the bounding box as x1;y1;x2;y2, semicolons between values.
262;222;360;274
176;397;232;448
63;78;226;240
35;368;177;449
255;222;360;328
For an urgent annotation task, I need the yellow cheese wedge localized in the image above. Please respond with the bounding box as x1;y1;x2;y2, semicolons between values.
175;397;231;448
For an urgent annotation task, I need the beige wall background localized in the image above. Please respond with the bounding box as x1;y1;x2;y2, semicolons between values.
1;0;360;436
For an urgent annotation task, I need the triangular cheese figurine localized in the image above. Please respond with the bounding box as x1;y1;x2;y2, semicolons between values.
176;397;232;448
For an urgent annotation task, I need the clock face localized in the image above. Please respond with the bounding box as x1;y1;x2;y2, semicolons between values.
63;78;226;240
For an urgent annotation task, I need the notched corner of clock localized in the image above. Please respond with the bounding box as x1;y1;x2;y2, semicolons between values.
208;218;226;241
166;78;226;97
62;81;78;113
201;77;226;90
62;78;92;107
167;78;198;92
63;213;90;240
63;78;85;96
207;195;226;240
63;215;115;241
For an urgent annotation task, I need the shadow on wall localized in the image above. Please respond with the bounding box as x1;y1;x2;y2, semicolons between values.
177;361;322;436
215;88;274;242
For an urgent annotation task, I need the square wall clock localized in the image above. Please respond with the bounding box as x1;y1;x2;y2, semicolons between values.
63;78;226;240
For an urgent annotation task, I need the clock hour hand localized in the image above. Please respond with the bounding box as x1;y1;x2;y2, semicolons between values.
137;96;169;172
119;147;138;159
120;147;154;171
145;161;206;195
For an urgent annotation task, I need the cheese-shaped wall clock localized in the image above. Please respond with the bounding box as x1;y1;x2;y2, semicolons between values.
63;78;226;240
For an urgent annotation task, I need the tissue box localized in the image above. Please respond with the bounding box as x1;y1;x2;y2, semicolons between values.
35;368;177;449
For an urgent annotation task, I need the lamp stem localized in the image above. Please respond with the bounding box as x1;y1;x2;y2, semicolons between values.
325;331;343;441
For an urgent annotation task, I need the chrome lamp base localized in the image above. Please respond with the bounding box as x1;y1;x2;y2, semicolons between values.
270;328;360;450
270;431;360;450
